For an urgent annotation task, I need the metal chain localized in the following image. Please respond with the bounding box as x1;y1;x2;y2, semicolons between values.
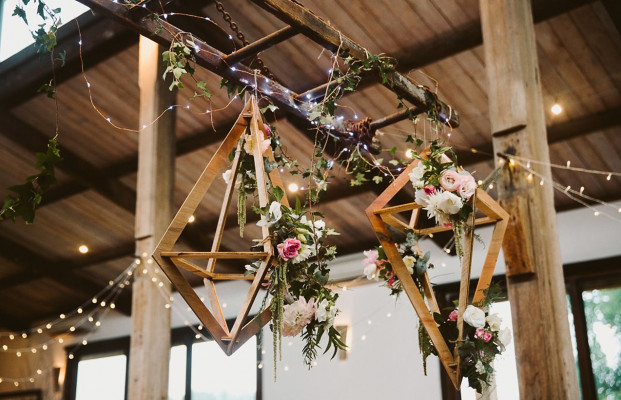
214;0;274;79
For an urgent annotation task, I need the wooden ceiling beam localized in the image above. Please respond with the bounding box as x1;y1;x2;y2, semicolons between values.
0;113;136;213
602;0;621;35
457;106;621;166
0;12;137;110
0;235;132;318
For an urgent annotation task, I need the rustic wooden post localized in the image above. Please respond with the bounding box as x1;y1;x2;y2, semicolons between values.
128;35;176;400
479;1;580;398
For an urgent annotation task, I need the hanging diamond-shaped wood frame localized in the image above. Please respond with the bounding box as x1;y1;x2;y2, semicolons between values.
365;149;509;389
153;96;288;356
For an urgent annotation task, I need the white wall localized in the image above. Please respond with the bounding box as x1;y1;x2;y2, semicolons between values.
259;284;443;400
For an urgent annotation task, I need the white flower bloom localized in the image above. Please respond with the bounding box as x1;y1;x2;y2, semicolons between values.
292;244;313;263
314;219;326;231
415;189;430;207
486;313;502;332
244;264;257;272
256;201;282;227
499;328;512;346
409;162;426;188
475;360;485;374
463;305;486;328
403;255;416;275
222;169;233;185
423;192;442;220
437;190;463;215
315;299;337;328
363;263;379;280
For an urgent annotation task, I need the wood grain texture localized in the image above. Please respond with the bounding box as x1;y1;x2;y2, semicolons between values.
480;0;581;398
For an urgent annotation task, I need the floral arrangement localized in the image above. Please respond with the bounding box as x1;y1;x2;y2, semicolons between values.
408;141;477;258
420;284;512;393
362;231;433;296
251;189;346;375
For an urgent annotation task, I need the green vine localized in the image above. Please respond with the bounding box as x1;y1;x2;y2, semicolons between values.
0;138;62;224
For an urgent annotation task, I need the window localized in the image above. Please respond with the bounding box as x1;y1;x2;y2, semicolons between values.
65;325;260;400
75;353;127;400
0;0;88;61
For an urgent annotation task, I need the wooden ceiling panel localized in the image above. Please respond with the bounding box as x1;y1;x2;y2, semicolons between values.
0;278;86;318
0;190;133;259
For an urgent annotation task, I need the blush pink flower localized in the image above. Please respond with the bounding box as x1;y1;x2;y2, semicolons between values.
475;328;493;342
263;123;272;137
423;185;436;195
277;238;302;261
439;170;462;192
282;297;316;337
363;249;379;266
448;310;458;321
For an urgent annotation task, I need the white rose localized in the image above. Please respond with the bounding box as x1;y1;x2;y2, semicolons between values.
314;219;326;231
486;313;502;331
459;174;477;200
408;162;426;188
403;255;416;275
499;328;512;346
415;189;430;207
363;263;379;280
437;191;463;215
222;169;233;185
463;305;486;328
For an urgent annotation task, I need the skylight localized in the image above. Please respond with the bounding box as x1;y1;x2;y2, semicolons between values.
0;0;89;62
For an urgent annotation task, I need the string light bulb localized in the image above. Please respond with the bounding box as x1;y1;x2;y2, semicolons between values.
551;103;563;115
288;183;299;192
78;245;89;254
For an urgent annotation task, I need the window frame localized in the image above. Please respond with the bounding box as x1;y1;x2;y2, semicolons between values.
63;320;262;400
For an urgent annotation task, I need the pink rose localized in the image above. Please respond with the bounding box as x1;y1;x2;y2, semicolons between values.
439;170;462;192
387;277;396;287
458;174;477;200
263;123;272;137
475;328;493;342
448;310;458;321
277;238;302;261
423;185;436;195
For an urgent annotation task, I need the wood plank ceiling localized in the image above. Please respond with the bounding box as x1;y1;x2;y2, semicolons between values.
0;0;619;330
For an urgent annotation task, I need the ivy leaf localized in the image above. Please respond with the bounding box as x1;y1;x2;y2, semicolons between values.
390;146;397;156
272;185;284;201
406;135;414;143
12;6;28;24
37;82;55;99
260;104;279;114
388;159;400;166
372;175;383;184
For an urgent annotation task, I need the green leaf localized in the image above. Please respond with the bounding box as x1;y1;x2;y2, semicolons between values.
390;146;397;156
260;104;279;114
388;159;400;166
406;135;414;143
372;175;383;184
12;6;28;25
272;185;284;201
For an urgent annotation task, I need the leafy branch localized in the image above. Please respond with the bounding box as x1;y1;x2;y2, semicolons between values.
0;139;62;224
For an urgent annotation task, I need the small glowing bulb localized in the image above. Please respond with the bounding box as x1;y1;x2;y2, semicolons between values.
361;335;366;341
42;344;48;350
342;286;347;292
69;326;75;332
195;334;201;339
509;158;515;166
198;325;203;330
95;321;101;327
287;341;293;347
92;298;97;304
60;314;66;319
580;186;585;194
607;173;611;181
29;378;35;383
110;303;115;309
158;282;164;287
428;233;434;238
387;313;392;317
284;365;289;371
46;324;52;329
106;117;111;122
88;317;94;322
16;352;21;357
222;302;227;308
594;211;600;216
288;183;299;192
21;332;27;338
31;348;36;353
367;320;372;325
527;173;533;182
58;338;64;344
540;179;545;186
445;248;451;254
566;160;571;168
441;262;446;267
1;345;6;350
551;104;563;115
488;184;493;190
82;339;88;346
37;369;42;375
188;215;195;223
78;245;89;254
405;149;414;158
9;334;14;340
258;363;263;369
68;353;74;359
77;308;83;314
165;303;171;309
100;301;106;307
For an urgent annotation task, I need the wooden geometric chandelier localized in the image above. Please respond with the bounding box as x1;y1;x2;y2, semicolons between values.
365;149;509;389
153;97;287;356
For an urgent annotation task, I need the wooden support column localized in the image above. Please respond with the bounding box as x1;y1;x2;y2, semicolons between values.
479;1;580;398
128;35;176;400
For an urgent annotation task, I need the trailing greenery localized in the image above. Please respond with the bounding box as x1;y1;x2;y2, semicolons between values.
0;138;62;224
